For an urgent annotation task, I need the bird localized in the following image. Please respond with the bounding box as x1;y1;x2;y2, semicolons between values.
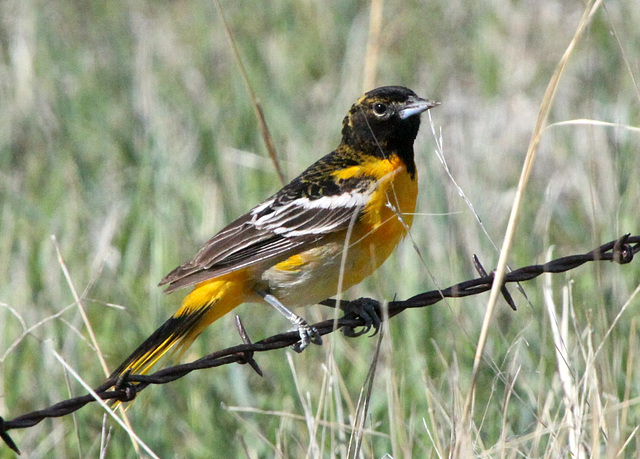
109;85;438;382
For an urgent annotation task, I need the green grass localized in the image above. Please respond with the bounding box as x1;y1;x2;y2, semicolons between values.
1;0;640;457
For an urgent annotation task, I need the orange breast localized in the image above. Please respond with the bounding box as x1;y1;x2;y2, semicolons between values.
339;154;418;287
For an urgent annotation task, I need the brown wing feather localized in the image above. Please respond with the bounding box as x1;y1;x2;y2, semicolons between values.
159;199;364;293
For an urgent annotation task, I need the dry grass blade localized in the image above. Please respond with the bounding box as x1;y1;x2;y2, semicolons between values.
542;255;586;458
545;119;640;133
601;2;640;102
347;328;383;458
620;317;638;431
362;0;383;91
460;0;604;439
52;236;109;376
212;0;285;185
50;348;159;459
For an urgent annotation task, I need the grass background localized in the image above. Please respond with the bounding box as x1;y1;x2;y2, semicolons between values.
1;0;639;457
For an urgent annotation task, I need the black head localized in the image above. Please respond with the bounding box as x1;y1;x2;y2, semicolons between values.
341;86;438;155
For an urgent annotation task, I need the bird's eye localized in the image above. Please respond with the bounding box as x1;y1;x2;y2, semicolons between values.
373;103;387;116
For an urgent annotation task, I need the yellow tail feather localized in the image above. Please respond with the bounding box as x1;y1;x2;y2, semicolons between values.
109;274;248;406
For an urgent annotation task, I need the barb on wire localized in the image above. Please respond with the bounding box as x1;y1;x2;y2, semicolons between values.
1;234;639;454
235;315;264;377
472;254;517;311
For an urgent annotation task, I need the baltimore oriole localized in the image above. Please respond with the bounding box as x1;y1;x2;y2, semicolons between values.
109;86;438;381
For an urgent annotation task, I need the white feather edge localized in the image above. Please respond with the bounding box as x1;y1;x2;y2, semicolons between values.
249;192;370;236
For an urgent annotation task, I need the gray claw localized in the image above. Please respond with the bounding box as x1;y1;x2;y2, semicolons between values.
292;323;322;353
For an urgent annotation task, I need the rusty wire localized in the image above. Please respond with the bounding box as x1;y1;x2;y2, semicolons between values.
1;234;639;454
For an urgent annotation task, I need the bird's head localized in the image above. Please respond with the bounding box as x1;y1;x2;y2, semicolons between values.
341;86;439;154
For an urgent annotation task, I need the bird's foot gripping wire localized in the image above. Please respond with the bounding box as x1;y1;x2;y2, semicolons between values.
258;290;322;353
340;297;382;337
290;318;322;353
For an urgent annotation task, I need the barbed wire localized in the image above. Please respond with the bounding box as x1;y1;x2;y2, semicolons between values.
1;234;638;454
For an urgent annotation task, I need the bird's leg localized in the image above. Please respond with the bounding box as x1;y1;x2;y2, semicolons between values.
257;290;322;352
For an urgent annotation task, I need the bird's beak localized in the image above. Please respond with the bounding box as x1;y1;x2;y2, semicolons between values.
399;96;440;120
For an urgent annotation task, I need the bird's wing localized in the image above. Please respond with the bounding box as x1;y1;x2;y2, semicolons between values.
159;183;374;293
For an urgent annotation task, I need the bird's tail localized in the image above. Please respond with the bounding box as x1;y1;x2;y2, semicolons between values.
108;276;247;399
